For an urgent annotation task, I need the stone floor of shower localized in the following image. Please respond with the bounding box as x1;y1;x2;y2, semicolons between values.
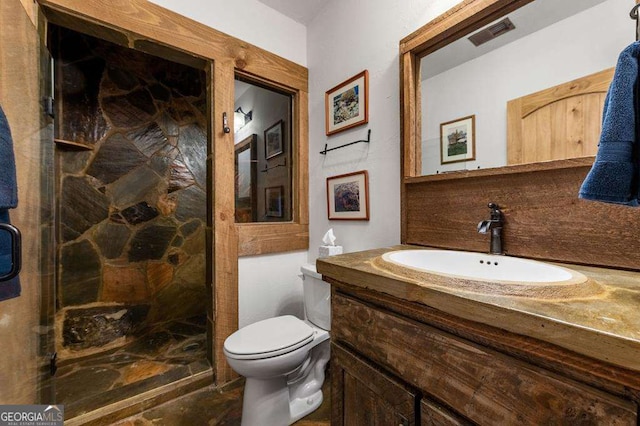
55;314;208;419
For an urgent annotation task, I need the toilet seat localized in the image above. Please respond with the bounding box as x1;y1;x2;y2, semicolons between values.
224;315;315;360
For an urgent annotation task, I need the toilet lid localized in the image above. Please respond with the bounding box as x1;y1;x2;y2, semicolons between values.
224;315;314;359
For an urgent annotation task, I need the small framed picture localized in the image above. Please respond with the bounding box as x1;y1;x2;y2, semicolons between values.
325;70;369;136
265;186;284;218
326;170;369;221
440;115;476;164
264;120;284;159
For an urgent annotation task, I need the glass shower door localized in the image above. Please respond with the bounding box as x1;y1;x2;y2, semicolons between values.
0;0;55;405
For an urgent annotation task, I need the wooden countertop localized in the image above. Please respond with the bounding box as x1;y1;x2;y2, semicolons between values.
316;245;640;373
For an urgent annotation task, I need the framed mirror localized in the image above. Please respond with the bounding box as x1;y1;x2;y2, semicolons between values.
234;76;293;223
401;0;632;178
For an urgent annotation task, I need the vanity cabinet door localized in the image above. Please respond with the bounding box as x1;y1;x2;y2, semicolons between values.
331;342;416;426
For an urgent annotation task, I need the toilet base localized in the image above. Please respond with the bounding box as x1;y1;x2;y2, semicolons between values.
239;340;330;426
240;377;324;426
241;376;290;426
289;389;323;424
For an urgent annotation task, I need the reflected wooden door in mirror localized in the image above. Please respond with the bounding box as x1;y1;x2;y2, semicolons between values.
506;68;613;165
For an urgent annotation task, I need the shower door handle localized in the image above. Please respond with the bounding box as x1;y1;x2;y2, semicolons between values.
0;223;21;282
223;112;231;133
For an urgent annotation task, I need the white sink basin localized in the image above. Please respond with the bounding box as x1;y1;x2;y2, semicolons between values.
381;250;585;285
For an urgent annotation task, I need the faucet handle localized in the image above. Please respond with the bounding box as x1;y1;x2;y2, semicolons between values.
487;202;503;221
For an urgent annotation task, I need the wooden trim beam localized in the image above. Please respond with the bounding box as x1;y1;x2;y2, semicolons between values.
37;0;307;90
237;223;308;256
212;60;238;383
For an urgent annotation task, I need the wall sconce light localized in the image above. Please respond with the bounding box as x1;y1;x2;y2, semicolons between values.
234;107;253;132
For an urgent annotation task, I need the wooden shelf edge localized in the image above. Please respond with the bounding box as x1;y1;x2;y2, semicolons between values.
237;222;309;257
404;157;594;184
54;138;94;150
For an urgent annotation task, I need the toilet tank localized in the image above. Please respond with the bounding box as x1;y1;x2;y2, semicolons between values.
301;264;330;330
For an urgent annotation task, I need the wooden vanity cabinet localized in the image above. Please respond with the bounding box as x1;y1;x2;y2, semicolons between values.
329;282;639;425
332;343;417;425
332;342;468;426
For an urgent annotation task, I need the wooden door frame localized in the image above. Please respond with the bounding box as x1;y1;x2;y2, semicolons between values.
37;0;309;385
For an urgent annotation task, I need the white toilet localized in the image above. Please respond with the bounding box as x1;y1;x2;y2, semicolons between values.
223;264;331;426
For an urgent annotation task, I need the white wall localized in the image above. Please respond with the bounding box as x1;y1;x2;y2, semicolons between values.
148;0;308;326
307;0;460;262
238;252;306;327
422;0;629;174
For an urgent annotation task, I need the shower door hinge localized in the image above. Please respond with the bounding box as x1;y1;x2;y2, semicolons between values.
49;352;57;376
43;97;55;118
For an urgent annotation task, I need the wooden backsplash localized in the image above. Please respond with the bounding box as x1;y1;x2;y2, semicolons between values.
404;159;640;271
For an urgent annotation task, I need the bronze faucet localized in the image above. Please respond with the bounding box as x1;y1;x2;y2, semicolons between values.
477;202;504;255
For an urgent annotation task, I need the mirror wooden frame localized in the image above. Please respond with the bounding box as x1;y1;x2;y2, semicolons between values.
397;0;603;242
399;0;640;274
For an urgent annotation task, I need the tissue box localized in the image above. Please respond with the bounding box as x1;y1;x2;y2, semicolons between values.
319;245;343;258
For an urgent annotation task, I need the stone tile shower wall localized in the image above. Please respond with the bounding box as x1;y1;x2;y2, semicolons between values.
54;28;208;357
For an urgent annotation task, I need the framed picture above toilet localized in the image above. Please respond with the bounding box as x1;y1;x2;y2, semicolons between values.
325;70;369;136
326;170;369;220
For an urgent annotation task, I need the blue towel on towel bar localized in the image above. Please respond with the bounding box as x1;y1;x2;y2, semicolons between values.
0;104;17;209
0;104;20;300
579;41;640;206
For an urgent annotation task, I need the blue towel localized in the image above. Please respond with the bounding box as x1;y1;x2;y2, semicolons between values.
0;104;20;301
579;41;640;206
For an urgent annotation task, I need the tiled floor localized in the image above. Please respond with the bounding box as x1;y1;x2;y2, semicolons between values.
113;373;331;426
55;315;209;419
